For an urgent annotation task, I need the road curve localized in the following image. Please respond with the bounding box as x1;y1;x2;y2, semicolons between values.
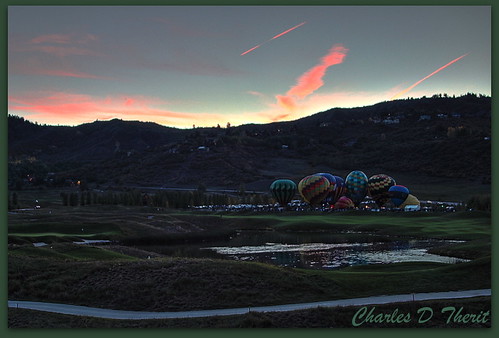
8;289;491;320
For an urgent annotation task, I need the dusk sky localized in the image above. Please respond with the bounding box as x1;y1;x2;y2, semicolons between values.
8;6;491;128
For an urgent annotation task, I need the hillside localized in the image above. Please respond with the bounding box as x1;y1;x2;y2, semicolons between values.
8;93;491;192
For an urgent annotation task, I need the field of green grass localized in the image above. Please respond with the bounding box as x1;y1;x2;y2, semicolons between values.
7;191;491;327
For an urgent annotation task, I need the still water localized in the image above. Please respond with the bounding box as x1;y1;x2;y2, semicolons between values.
202;232;468;270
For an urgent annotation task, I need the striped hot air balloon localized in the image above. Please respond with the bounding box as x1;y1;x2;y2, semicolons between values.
388;185;410;207
368;174;396;207
270;179;297;206
345;170;368;207
298;175;330;205
332;175;346;204
314;173;336;204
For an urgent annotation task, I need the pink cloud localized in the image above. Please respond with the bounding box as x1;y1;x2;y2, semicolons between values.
31;34;72;44
265;44;348;121
31;45;102;57
11;33;102;58
286;44;349;99
8;91;229;127
36;69;110;79
276;95;297;111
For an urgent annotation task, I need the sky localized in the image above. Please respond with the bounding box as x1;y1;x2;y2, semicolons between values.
8;6;491;128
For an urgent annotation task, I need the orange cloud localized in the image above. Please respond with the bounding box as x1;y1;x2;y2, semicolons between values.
8;92;230;127
268;44;348;121
276;95;297;111
286;44;349;99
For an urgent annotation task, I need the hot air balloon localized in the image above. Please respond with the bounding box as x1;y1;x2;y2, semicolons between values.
345;171;368;207
298;175;330;205
334;196;354;209
400;194;420;210
332;175;346;204
314;173;336;204
388;185;410;207
270;179;297;206
368;174;396;207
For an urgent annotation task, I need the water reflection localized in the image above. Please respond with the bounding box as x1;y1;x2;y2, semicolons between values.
203;239;469;270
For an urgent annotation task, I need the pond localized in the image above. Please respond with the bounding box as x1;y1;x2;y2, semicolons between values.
200;231;468;270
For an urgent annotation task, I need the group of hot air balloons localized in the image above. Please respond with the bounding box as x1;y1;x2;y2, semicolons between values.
269;171;421;210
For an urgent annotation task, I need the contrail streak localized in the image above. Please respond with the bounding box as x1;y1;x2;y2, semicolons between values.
270;21;306;40
240;44;261;56
240;21;306;56
390;53;468;100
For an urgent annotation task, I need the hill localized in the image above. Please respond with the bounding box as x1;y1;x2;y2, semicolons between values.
8;93;491;193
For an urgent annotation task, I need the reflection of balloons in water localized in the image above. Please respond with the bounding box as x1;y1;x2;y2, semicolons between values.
270;179;297;206
388;185;410;207
368;174;396;207
345;170;368;207
314;173;336;203
298;175;330;205
334;196;354;209
400;194;420;209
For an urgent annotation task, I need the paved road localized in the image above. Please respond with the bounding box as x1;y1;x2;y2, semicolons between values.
8;289;491;320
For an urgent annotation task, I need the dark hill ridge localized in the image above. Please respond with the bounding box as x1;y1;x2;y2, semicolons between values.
8;94;491;191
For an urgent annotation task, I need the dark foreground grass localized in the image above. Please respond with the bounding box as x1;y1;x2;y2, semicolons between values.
8;253;491;312
8;297;491;328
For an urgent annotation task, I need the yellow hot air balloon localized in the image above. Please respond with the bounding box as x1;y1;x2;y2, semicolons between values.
400;194;420;211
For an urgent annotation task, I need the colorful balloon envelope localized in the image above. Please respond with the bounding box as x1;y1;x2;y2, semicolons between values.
298;175;330;205
332;175;346;204
334;196;354;209
400;194;420;209
368;174;396;207
345;170;368;207
270;179;297;206
388;185;410;207
314;173;337;203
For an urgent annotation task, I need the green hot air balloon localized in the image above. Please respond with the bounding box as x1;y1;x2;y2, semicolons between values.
298;175;330;205
368;174;396;207
345;170;368;207
270;179;297;206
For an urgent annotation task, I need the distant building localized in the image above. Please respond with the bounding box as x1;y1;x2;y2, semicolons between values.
382;117;400;124
419;115;431;121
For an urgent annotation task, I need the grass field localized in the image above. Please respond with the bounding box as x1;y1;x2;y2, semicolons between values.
7;192;491;328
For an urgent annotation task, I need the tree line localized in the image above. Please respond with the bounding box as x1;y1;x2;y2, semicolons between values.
59;189;272;209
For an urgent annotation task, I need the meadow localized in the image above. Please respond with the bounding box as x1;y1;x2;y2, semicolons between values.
7;189;491;327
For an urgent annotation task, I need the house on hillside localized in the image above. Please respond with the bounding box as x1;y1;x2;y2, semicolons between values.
419;115;431;121
382;117;400;124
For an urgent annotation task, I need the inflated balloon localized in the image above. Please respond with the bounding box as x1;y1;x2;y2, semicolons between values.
332;175;346;204
400;194;420;209
368;174;396;207
298;175;330;205
270;179;297;206
314;173;336;203
388;185;410;207
345;170;369;207
334;196;354;209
